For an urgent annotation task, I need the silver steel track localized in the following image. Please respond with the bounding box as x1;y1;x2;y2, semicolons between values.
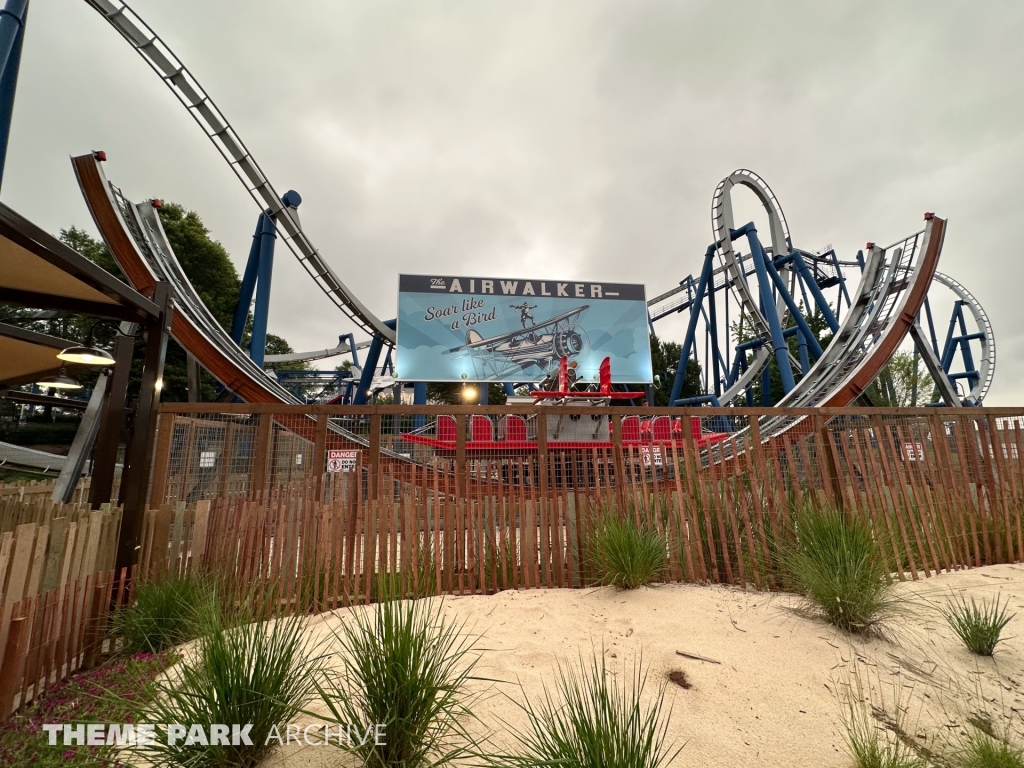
83;0;396;343
931;271;995;404
114;186;410;461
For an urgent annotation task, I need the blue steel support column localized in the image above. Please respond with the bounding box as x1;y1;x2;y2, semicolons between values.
354;319;396;405
797;328;810;374
341;332;360;369
706;274;722;398
478;384;488;405
737;223;796;394
230;216;264;345
759;254;825;360
503;382;515;397
0;0;28;192
670;244;715;405
923;298;940;357
789;252;839;332
939;303;963;372
249;212;276;368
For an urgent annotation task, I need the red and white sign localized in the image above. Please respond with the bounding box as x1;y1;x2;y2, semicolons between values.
327;449;359;472
641;445;663;467
902;442;925;461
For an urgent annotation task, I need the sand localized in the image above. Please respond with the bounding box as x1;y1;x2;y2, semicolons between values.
264;564;1024;767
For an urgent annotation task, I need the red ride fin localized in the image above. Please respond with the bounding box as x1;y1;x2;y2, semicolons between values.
599;357;611;394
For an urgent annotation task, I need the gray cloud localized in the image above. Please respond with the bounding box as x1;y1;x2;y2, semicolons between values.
3;0;1022;402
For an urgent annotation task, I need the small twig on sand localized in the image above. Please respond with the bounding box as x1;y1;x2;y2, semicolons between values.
676;650;721;665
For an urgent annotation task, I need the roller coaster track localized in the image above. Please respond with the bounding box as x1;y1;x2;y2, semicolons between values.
710;169;803;403
82;0;395;344
73;153;412;462
931;271;995;405
754;215;949;440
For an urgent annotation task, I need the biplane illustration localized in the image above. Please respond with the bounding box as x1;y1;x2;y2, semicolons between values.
445;305;590;380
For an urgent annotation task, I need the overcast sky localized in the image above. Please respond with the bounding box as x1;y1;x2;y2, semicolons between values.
3;1;1022;403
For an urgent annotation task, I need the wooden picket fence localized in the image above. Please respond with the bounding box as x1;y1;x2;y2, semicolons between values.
137;406;1024;609
3;405;1024;718
0;499;124;717
0;477;95;505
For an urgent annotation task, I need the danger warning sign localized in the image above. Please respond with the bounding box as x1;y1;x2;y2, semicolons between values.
327;449;359;472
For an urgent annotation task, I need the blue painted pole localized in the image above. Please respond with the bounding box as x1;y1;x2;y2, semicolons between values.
354;320;396;405
737;223;796;393
230;215;263;345
0;0;28;193
706;274;722;398
939;303;962;372
249;213;276;367
341;332;361;369
923;297;940;357
670;244;716;405
790;252;839;332
760;252;825;360
955;308;978;389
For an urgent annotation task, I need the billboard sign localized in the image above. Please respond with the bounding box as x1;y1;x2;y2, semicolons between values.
396;275;652;384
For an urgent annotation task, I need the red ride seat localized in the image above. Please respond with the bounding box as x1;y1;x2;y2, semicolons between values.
651;416;673;443
470;415;494;442
437;415;457;442
622;415;641;442
498;414;528;442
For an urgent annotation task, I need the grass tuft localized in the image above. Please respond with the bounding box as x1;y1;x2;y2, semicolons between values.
130;609;321;768
959;729;1024;768
941;592;1015;656
114;572;216;653
490;649;680;768
783;503;894;634
843;703;927;768
316;594;481;768
586;511;667;589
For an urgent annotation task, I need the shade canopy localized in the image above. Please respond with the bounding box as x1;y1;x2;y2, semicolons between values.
0;202;160;388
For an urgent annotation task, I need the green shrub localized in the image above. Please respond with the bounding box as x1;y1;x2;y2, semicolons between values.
784;504;894;634
942;592;1015;656
316;595;481;768
130;611;321;768
115;572;215;653
491;650;680;768
586;512;667;589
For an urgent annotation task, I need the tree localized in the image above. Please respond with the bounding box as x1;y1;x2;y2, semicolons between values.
864;350;935;407
156;204;241;330
649;334;702;406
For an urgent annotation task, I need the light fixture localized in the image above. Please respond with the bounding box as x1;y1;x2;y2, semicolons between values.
56;345;115;366
462;384;478;402
37;367;82;390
